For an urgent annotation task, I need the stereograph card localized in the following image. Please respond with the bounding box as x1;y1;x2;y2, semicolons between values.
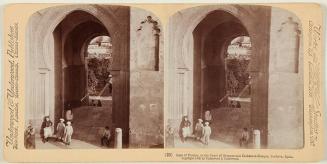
2;3;325;162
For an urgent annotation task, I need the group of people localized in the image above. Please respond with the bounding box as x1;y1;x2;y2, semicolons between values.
55;118;74;145
179;110;213;145
40;116;74;145
24;115;74;149
178;110;251;147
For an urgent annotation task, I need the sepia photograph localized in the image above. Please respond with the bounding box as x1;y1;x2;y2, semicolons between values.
165;5;304;149
2;2;324;162
24;4;164;149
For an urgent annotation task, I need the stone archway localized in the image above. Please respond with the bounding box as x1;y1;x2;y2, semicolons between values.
166;5;303;149
166;5;272;147
26;5;131;147
192;10;252;145
53;12;113;146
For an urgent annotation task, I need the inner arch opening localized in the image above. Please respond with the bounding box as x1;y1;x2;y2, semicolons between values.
86;35;113;103
225;36;252;106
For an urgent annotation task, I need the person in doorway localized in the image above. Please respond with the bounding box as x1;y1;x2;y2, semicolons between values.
64;121;74;145
91;100;96;106
239;127;250;148
202;121;212;145
97;100;102;107
56;118;65;141
40;116;53;143
101;126;111;147
204;110;213;124
165;124;175;148
179;115;191;142
108;74;113;95
65;104;73;123
24;123;35;149
194;118;204;141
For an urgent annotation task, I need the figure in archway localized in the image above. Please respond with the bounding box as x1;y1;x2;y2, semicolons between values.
202;121;212;145
194;118;204;141
108;74;113;95
24;123;36;149
64;121;74;145
56;118;66;141
101;126;111;147
165;124;175;147
204;110;213;124
179;115;191;142
239;127;250;148
65;104;73;123
40;116;53;143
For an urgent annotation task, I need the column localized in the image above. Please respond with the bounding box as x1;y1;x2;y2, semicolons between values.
115;128;122;149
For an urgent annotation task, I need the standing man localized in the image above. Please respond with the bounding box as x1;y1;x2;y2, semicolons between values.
108;74;113;95
202;122;212;145
65;103;73;123
239;128;250;148
101;126;111;147
64;121;74;145
204;110;213;125
24;123;36;149
56;118;66;141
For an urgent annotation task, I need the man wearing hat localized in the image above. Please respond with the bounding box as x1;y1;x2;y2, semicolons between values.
194;118;204;141
202;121;212;145
56;118;65;141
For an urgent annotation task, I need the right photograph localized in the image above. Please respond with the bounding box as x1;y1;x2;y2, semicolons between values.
165;5;303;149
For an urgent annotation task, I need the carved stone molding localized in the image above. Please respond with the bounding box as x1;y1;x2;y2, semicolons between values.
276;17;301;73
136;16;160;71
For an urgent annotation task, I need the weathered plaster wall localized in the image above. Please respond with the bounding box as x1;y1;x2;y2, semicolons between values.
129;7;164;148
268;7;303;148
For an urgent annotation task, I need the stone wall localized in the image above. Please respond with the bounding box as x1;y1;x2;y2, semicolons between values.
268;7;303;148
129;7;164;148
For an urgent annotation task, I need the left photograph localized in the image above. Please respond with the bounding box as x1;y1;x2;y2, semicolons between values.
24;4;164;149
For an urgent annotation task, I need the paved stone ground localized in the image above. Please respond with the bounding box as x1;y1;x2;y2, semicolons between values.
72;100;113;147
35;137;105;149
209;105;251;145
173;137;237;148
36;100;115;149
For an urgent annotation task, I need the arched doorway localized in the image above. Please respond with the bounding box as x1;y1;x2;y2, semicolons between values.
26;5;166;149
52;10;130;147
192;10;253;145
166;5;303;149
